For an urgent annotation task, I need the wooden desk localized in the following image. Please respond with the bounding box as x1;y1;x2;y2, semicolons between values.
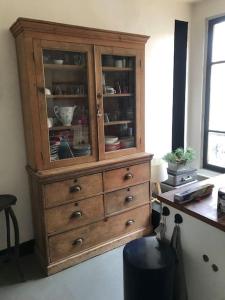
157;174;225;232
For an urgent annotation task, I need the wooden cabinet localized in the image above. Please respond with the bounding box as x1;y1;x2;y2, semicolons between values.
10;18;153;275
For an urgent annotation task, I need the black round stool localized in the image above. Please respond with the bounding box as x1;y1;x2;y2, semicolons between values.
0;194;23;280
123;236;176;300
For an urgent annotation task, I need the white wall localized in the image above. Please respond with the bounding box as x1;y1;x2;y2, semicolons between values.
187;0;225;168
0;0;191;249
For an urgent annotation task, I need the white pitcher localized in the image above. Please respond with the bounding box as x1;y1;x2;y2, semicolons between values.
54;105;77;126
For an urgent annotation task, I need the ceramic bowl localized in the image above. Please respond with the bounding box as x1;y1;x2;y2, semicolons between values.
105;136;118;144
53;59;64;65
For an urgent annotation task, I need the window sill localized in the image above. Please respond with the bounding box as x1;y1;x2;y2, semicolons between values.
197;168;220;180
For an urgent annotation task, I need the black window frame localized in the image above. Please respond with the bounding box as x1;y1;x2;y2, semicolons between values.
203;15;225;173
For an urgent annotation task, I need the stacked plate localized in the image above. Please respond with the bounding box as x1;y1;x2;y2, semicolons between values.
120;137;135;149
50;142;60;161
105;136;120;152
72;144;91;157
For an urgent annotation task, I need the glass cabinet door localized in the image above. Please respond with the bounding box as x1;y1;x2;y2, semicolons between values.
95;46;143;159
34;40;97;167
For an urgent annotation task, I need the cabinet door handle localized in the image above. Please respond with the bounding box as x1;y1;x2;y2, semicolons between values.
125;196;134;203
97;92;102;98
71;211;82;219
72;238;83;246
124;173;133;180
126;219;135;226
70;185;81;193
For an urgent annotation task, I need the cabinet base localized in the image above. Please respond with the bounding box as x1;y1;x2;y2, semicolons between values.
39;227;151;276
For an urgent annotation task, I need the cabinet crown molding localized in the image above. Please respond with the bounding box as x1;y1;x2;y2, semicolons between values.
10;17;150;45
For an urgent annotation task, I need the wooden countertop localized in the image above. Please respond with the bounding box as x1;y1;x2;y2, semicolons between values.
157;174;225;232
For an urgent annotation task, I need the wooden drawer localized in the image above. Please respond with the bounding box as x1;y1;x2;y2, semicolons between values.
44;173;103;208
104;182;150;215
49;205;150;262
46;195;104;234
103;163;150;192
105;204;150;239
49;219;107;262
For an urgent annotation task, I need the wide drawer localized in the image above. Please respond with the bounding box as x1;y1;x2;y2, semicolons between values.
49;205;150;262
103;163;150;192
104;182;150;215
44;173;103;208
46;195;104;234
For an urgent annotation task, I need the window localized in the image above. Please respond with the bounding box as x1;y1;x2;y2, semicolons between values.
203;16;225;172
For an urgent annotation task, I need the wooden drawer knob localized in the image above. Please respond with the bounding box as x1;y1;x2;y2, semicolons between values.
71;211;82;219
70;185;81;193
124;173;133;180
126;219;135;226
72;238;83;246
125;196;134;203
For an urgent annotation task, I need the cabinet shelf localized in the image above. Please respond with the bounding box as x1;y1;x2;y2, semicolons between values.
104;120;133;126
102;67;133;72
44;64;85;71
103;93;133;98
46;95;87;99
49;125;80;131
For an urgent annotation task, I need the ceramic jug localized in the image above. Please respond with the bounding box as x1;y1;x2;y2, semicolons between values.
54;105;77;126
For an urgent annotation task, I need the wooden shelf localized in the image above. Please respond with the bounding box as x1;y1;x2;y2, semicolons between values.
103;93;133;98
49;125;78;131
102;66;133;72
104;120;133;126
46;95;87;99
44;64;85;71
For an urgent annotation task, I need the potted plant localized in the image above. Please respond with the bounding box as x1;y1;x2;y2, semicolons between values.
163;147;195;172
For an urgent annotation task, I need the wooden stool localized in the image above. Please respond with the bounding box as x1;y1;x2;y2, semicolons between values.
0;194;24;281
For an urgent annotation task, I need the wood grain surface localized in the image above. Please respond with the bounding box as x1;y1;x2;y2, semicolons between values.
105;182;150;215
158;175;225;232
46;195;104;234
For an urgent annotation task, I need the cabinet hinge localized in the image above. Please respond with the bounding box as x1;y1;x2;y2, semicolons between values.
40;152;44;161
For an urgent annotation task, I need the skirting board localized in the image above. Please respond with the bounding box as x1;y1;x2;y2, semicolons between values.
0;239;35;257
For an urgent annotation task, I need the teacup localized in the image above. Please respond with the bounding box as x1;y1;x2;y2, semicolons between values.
105;86;116;94
45;88;51;95
54;105;77;126
114;59;123;68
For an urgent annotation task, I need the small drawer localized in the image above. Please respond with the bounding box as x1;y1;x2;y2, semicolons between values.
106;205;150;239
103;163;150;192
49;220;106;262
44;173;103;208
46;195;104;234
104;183;150;215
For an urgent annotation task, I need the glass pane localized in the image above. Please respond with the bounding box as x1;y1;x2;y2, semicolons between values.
212;21;225;62
43;49;91;161
102;54;136;152
207;132;225;168
209;63;225;131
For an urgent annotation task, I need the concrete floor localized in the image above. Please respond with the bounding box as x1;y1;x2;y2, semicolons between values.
0;247;124;300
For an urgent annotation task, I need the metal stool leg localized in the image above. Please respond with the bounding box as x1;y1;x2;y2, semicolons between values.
4;208;11;261
8;207;25;281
